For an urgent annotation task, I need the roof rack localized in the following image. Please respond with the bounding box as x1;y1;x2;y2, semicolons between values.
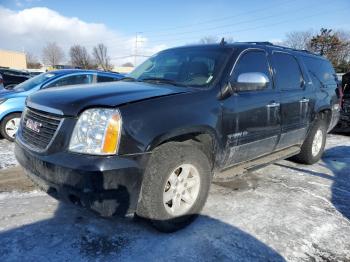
240;41;274;46
236;41;318;56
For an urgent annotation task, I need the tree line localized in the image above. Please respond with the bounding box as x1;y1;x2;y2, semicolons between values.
27;42;122;71
200;28;350;73
27;28;350;73
283;28;350;72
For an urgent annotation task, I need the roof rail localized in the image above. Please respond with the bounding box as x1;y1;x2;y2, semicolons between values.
240;42;318;55
240;41;274;46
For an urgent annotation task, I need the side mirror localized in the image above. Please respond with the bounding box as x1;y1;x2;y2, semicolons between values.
231;72;269;92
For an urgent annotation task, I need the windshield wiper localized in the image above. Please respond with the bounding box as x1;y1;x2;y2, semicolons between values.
140;77;185;87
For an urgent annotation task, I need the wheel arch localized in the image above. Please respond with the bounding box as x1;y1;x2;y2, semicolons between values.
146;126;222;168
314;106;332;128
0;110;23;122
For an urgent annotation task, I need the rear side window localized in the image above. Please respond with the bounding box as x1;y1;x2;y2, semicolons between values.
272;52;304;90
231;50;272;89
97;75;119;83
303;56;337;87
45;74;92;88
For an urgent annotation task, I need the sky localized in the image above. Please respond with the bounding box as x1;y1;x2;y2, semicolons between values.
0;0;349;66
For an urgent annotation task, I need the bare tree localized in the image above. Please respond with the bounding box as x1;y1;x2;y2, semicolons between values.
284;30;314;50
93;43;113;71
26;52;42;69
199;36;219;44
42;42;64;66
69;45;94;69
335;30;350;63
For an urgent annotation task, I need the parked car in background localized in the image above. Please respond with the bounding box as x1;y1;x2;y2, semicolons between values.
335;72;350;132
14;42;340;232
0;68;31;89
0;69;124;141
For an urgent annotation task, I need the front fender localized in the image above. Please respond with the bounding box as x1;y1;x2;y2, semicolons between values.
118;90;223;156
147;125;220;152
0;97;26;121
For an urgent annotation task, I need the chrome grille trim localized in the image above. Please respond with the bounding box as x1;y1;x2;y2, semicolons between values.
21;108;62;151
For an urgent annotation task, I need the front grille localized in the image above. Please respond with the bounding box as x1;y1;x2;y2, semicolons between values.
21;108;62;150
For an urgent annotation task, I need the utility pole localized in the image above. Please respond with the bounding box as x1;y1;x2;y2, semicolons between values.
134;32;143;67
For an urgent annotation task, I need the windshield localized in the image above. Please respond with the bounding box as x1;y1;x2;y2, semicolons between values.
14;72;58;91
128;47;231;87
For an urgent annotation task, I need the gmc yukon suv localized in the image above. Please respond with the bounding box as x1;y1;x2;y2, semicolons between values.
15;42;340;232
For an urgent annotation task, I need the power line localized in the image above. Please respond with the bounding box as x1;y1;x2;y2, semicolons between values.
146;2;321;40
56;0;300;48
142;0;297;33
147;7;350;45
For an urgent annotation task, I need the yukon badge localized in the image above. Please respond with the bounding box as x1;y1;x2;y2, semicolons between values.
25;119;42;133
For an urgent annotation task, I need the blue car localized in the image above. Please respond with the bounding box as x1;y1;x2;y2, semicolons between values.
0;69;124;141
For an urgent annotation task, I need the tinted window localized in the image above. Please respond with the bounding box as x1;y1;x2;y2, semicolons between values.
272;52;303;90
232;50;271;89
14;72;57;91
303;56;337;87
45;74;92;88
97;75;119;83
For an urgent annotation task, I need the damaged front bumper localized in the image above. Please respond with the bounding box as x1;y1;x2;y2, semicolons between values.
14;141;149;217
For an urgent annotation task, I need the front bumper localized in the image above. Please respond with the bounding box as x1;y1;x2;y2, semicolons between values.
15;140;149;216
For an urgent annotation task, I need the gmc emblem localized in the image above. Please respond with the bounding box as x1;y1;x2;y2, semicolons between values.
26;119;42;133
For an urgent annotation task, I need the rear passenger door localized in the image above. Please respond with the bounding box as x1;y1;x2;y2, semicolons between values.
272;51;312;149
221;49;281;167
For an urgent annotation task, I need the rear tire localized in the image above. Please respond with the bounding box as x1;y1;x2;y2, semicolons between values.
0;113;21;142
136;141;212;232
292;118;327;165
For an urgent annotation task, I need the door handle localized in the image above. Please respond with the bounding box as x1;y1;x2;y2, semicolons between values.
266;102;280;108
299;98;309;103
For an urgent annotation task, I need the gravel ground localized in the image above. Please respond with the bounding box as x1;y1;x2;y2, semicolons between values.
0;134;349;261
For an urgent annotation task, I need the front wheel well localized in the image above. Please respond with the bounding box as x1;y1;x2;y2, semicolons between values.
154;133;216;168
0;111;23;123
316;109;332;128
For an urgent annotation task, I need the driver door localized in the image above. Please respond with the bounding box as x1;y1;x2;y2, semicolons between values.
221;49;281;168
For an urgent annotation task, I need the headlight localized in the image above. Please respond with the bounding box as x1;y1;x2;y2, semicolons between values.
69;108;122;155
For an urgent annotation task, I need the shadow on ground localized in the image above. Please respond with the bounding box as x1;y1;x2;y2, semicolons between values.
0;200;285;261
276;145;350;221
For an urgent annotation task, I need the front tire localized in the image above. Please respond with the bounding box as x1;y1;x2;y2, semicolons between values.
293;118;327;164
136;141;212;232
0;113;21;142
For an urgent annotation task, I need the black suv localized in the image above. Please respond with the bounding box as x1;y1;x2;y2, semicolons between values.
15;42;340;232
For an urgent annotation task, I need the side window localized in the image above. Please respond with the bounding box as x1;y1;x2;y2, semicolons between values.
97;75;119;83
303;56;337;87
45;74;92;88
272;52;304;90
232;50;272;89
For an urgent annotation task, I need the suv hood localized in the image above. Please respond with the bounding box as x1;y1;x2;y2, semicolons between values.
26;81;192;116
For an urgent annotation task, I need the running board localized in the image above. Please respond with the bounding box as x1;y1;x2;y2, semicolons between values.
213;146;301;182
